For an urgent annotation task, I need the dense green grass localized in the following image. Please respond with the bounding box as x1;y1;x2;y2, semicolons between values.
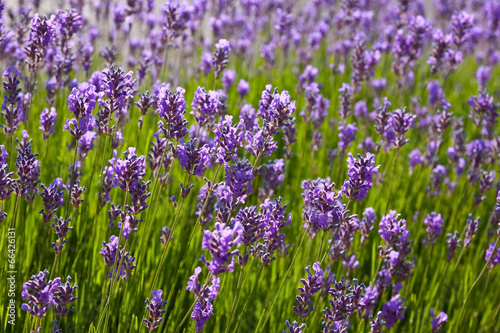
1;46;500;333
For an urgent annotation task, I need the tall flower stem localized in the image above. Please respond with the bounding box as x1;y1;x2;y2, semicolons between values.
456;238;499;329
173;273;213;333
64;138;79;218
416;245;434;308
38;223;48;270
317;232;325;261
165;165;221;304
138;139;174;264
233;264;264;332
255;230;307;333
224;246;248;333
97;189;130;333
385;148;400;213
150;175;192;291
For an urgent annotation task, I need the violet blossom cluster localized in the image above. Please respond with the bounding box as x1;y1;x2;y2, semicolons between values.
341;153;379;202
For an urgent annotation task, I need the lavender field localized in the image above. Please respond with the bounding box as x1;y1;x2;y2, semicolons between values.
0;0;499;332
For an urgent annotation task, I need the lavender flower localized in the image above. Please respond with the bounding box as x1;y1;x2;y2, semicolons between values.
157;86;188;141
293;262;324;318
99;235;136;280
25;14;56;71
302;177;343;238
160;226;172;246
424;212;444;245
390;108;416;148
108;147;146;192
283;321;305;333
222;70;236;91
186;267;221;332
485;242;500;270
381;294;405;328
143;290;167;331
451;11;473;49
212;39;231;79
200;222;243;275
39;178;64;223
13;132;41;202
39;107;57;140
68;84;97;119
337;122;357;154
430;310;448;333
255;197;292;265
322;277;365;330
191;87;220;128
259;159;285;200
214;115;244;164
446;231;461;262
174;139;211;177
257;85;296;131
341;153;379;202
53;276;78;317
224;159;254;205
1;66;22;136
338;83;352;119
361;207;376;244
464;214;480;247
78;131;97;160
237;79;250;99
21;270;61;318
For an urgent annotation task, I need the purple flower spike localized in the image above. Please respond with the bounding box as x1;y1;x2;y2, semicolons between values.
214;115;245;164
430;310;448;333
68;84;97;119
39;178;65;223
237;79;250;99
293;262;324;318
341;153;379;202
21;270;61;318
337;122;357;154
157;86;188;141
53;276;78;317
1;66;23;136
174;140;211;177
283;320;305;333
257;85;296;131
424;212;444;245
213;39;231;79
302;177;343;237
187;267;221;332
381;294;405;328
201;222;243;275
485;242;500;270
446;231;461;262
390;108;416;148
224;159;254;205
191;87;220;128
143;289;167;331
13;132;41;203
108;147;146;192
39;107;57;140
255;197;292;265
464;214;480;247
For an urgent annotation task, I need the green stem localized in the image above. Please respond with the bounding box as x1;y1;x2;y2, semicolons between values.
234;264;264;332
385;148;399;214
255;230;307;333
224;248;247;333
456;238;498;329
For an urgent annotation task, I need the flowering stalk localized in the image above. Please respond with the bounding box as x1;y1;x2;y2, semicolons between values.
255;230;307;333
149;174;193;291
456;238;499;329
